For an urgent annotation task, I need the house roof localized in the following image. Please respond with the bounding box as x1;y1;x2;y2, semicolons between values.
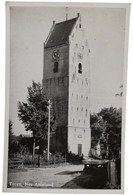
45;17;78;48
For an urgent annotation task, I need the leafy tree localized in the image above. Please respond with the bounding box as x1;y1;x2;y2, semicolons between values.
8;120;19;158
17;135;33;155
90;114;106;147
9;120;13;143
18;81;54;158
90;107;122;159
98;107;122;159
90;107;122;160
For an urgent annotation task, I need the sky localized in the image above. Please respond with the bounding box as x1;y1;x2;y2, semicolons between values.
9;6;126;135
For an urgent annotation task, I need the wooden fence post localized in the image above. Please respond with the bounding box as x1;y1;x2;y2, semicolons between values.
107;160;117;186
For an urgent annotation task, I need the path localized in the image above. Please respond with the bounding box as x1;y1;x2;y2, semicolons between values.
8;164;84;188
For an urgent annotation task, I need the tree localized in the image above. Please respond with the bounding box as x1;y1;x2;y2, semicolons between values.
90;107;122;160
90;114;106;147
18;81;54;159
90;114;107;158
9;120;13;141
98;107;122;159
8;120;19;158
9;120;14;157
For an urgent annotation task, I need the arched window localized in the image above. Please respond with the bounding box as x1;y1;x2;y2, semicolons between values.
78;63;82;74
53;61;58;72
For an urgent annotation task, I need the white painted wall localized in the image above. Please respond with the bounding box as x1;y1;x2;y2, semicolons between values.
68;15;91;157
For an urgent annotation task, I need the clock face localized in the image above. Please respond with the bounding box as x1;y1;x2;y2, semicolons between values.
52;50;60;60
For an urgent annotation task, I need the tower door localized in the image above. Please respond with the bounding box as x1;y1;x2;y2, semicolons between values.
78;144;82;156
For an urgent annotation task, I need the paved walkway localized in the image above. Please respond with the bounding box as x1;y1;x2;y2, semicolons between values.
8;164;84;188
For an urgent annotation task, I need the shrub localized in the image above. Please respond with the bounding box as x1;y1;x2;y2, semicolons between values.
40;152;66;165
66;152;83;163
23;155;38;165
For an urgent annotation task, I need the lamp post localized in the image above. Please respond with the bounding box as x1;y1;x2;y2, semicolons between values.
47;99;52;162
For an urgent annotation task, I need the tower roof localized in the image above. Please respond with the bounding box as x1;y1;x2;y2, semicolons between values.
45;17;78;48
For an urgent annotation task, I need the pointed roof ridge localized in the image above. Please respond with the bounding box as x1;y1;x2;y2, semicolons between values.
56;16;78;26
45;16;78;48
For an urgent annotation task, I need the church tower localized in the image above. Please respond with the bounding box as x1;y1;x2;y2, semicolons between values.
42;13;91;157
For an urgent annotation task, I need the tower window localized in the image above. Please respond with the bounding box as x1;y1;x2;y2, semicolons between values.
53;61;58;72
79;24;81;28
78;63;82;74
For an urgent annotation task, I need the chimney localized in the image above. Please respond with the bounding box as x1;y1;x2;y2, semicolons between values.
53;20;55;25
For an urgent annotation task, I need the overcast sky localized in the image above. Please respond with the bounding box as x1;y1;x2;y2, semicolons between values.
9;6;126;135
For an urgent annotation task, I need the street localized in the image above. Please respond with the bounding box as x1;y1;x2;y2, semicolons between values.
8;163;108;189
8;164;84;189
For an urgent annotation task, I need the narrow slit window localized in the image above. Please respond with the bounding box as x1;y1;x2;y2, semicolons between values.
78;63;82;74
53;61;58;72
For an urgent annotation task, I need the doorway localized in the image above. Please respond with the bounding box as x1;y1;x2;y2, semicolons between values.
78;144;82;156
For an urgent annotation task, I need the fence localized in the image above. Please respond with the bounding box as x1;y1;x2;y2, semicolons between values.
8;160;23;169
40;155;66;166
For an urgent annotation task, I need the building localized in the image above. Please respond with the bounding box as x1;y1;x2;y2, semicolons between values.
42;13;91;157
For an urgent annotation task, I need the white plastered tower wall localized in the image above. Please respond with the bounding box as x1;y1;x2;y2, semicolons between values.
43;13;91;156
68;14;91;158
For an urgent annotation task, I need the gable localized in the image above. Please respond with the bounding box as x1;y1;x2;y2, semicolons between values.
45;17;78;48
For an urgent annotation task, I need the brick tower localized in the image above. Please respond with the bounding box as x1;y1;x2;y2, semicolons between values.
42;13;91;157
